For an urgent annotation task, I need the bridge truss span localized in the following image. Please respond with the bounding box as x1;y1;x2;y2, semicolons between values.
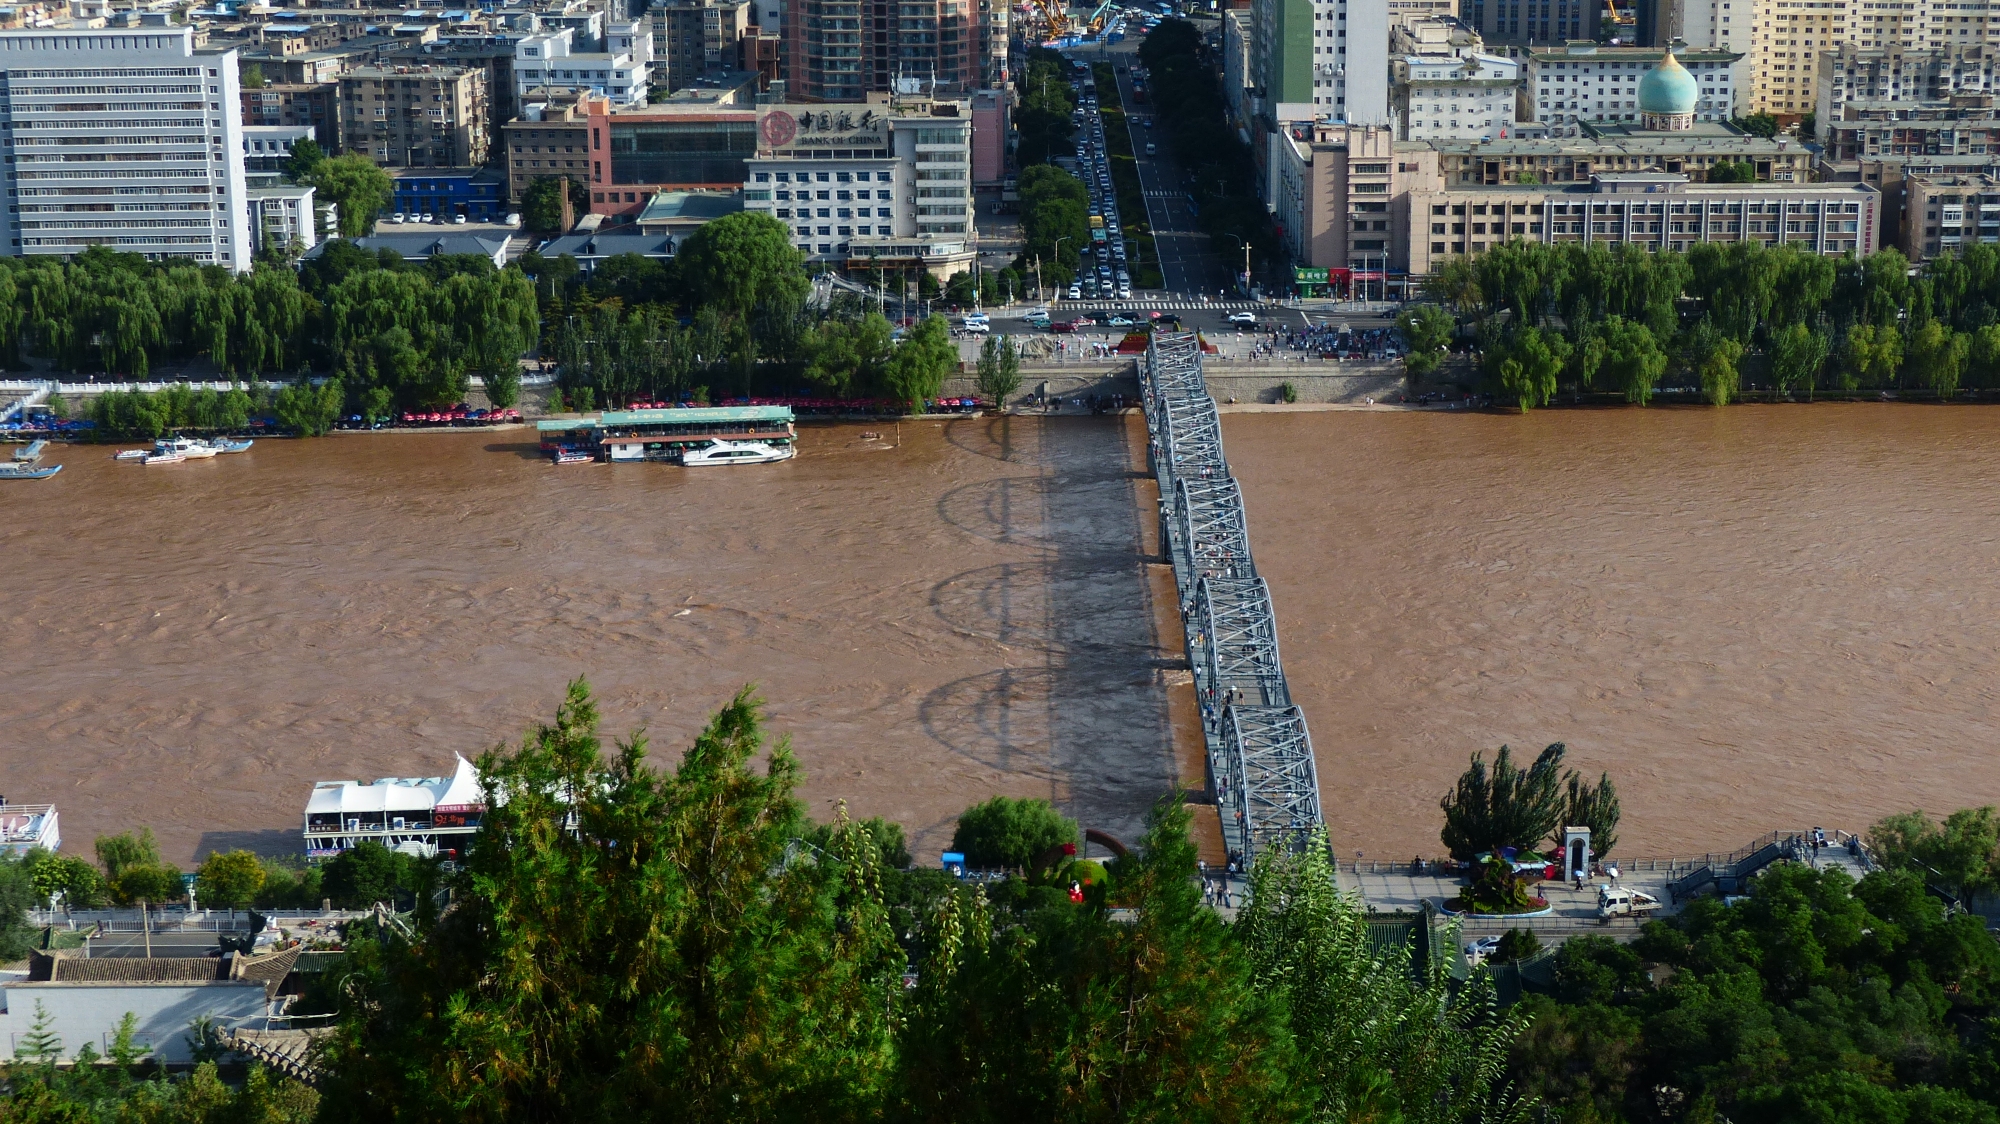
1141;332;1326;870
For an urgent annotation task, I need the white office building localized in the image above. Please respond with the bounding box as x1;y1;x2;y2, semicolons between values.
1395;53;1522;141
0;28;252;270
515;21;652;106
1526;43;1742;136
741;99;978;278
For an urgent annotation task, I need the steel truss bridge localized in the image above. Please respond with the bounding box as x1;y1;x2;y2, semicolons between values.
1141;333;1326;869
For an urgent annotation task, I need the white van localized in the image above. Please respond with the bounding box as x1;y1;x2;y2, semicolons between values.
1597;885;1661;922
1145;142;1156;156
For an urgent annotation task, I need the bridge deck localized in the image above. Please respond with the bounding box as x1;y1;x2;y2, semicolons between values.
1142;332;1325;869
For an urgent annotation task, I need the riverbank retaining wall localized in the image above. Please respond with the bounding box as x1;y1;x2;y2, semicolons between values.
940;362;1408;408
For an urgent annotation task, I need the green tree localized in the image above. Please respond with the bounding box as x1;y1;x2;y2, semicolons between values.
1440;743;1569;861
194;849;267;908
974;334;1022;407
1868;807;2000;900
804;310;894;398
320;840;415;909
1238;830;1539;1124
303;155;394;238
883;315;958;411
1492;324;1567;413
1600;316;1668;405
94;828;161;882
1734;112;1780;137
17;999;61;1062
113;864;183;907
28;853;105;910
1771;319;1829;398
1560;771;1621;858
282;137;324;183
520;176;573;235
1907;318;1970;398
275;377;343;436
949;796;1078;870
1846;321;1905;386
1706;160;1756;183
316;680;904;1123
901;795;1302;1123
1397;303;1455;378
1681;318;1745;406
674;211;809;335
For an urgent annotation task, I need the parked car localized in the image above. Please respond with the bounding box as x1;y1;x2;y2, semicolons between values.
1463;936;1501;967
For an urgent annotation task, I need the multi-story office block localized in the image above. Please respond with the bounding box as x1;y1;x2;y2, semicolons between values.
246;184;318;256
1251;0;1389;121
503;98;591;202
338;65;489;168
1272;122;1438;275
240;81;337;146
1902;169;2000;255
1395;51;1520;140
786;0;979;102
1437;128;1810;183
584;97;758;220
516;22;651;106
1406;173;1876;272
649;0;750;92
1461;0;1593;45
741;97;976;276
0;28;252;270
1527;43;1740;134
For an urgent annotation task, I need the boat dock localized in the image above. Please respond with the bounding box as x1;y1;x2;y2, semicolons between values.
13;438;46;462
1140;332;1325;872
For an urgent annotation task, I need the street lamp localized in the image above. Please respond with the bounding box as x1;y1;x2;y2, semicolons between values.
1052;235;1073;302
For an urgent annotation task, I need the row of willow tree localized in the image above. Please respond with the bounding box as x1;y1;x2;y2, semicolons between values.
1428;240;2000;410
18;211;978;431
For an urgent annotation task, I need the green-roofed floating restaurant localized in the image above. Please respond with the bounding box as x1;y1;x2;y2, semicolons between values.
537;405;797;464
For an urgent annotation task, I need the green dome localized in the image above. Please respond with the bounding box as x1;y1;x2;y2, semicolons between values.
1638;50;1700;115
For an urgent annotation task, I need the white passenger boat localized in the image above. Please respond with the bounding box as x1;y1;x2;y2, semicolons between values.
142;452;185;466
679;439;796;467
114;449;147;460
203;438;254;454
154;436;218;460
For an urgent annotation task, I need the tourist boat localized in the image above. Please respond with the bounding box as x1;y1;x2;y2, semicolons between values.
142;451;186;466
113;449;147;460
13;439;46;462
0;462;59;480
679;439;797;467
153;436;218;460
552;448;593;465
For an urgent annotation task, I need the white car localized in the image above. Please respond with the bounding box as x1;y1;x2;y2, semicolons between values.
963;312;990;326
961;321;990;334
1463;936;1502;967
1067;283;1082;299
1227;311;1258;325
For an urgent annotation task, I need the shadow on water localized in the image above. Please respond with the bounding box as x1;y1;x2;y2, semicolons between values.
943;414;1021;463
484;442;548;461
916;416;1176;846
195;828;303;861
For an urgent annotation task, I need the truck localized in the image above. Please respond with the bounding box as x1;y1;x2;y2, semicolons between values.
1597;885;1661;922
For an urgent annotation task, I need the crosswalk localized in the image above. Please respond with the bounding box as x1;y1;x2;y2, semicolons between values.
1041;299;1265;311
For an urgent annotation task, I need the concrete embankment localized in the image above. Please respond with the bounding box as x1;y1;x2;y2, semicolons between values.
942;361;1408;409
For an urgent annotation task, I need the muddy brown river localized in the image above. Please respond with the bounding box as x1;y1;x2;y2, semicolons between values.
1228;404;2000;859
11;405;1997;865
0;418;1178;864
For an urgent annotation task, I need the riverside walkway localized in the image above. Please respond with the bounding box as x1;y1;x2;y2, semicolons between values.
1141;332;1325;870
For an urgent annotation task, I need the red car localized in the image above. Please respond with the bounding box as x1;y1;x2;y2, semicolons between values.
1050;320;1079;333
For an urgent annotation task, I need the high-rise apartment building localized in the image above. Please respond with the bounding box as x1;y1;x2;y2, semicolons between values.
241;82;338;146
649;0;751;92
786;0;979;102
338;65;489;167
1250;0;1389;122
1748;0;1849;113
515;21;652;106
0;28;252;270
1816;41;1998;121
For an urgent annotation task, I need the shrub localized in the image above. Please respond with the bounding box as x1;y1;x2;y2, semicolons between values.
949;796;1079;870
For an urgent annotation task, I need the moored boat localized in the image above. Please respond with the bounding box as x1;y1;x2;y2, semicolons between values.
142;451;186;466
114;449;147;460
13;439;47;462
679;438;797;467
153;436;217;460
204;438;254;454
552;448;593;465
0;462;60;479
